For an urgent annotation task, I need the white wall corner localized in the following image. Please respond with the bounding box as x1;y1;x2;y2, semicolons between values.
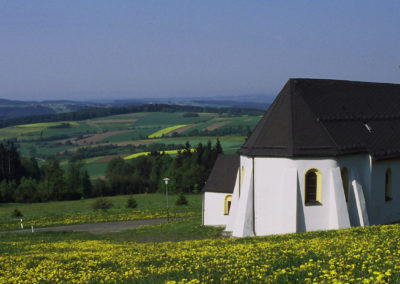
232;162;254;237
351;169;370;226
225;169;240;232
278;168;298;234
329;167;350;229
202;193;205;225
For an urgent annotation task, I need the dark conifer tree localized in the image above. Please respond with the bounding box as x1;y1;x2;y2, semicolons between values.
40;159;65;201
215;138;223;155
81;170;92;198
21;157;41;181
0;141;24;182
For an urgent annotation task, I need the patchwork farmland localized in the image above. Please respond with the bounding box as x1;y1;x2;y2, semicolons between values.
0;111;261;178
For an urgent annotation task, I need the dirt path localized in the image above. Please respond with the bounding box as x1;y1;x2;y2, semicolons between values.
203;121;230;131
116;113;147;117
75;130;132;145
4;218;169;234
165;124;197;136
88;119;137;124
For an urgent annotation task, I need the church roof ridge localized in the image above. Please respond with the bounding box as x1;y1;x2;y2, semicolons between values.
240;78;400;160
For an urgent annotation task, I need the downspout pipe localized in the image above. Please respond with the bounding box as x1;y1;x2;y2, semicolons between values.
202;193;205;225
252;156;256;236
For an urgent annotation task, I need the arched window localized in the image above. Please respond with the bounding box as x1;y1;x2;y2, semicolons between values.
341;168;349;202
385;168;392;201
224;195;232;215
305;169;322;205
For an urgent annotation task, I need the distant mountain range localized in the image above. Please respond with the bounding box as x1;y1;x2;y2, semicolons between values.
0;94;274;120
111;94;275;110
0;99;106;120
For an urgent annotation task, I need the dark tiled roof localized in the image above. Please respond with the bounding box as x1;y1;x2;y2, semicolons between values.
202;155;239;193
240;78;400;161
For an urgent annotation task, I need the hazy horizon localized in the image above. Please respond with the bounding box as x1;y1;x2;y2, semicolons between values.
1;1;399;101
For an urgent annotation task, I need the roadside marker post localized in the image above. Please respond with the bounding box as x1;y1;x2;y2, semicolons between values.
163;178;170;222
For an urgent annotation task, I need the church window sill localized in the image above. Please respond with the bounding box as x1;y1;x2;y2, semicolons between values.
305;201;322;206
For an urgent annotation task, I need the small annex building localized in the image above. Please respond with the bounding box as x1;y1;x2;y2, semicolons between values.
203;78;400;237
202;154;239;226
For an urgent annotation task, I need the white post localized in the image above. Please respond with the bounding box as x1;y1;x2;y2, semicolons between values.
31;226;34;233
163;178;170;222
20;219;23;230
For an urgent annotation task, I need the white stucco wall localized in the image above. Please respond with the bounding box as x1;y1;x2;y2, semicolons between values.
336;155;400;225
203;192;231;226
232;156;255;237
226;171;240;232
369;159;400;224
335;154;371;227
230;155;374;236
221;152;400;237
253;157;346;233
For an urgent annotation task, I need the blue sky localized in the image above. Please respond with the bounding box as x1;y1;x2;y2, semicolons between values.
1;1;399;101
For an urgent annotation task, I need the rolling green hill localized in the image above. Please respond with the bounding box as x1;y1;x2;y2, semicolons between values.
1;109;262;178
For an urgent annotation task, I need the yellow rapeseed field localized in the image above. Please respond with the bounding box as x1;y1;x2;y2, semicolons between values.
124;149;196;160
0;121;80;140
1;224;400;283
148;125;188;138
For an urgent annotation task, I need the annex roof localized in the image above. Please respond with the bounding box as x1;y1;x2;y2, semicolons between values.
202;154;239;193
240;78;400;161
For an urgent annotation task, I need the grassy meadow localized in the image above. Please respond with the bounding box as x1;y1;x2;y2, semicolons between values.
0;193;202;231
1;193;400;282
1;215;400;283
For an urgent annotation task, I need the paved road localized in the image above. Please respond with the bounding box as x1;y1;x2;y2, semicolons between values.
3;218;170;234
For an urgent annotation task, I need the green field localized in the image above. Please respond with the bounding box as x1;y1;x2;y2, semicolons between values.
0;111;261;178
0;193;202;231
84;161;109;178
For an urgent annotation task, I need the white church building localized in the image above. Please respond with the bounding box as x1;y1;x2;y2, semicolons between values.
203;78;400;237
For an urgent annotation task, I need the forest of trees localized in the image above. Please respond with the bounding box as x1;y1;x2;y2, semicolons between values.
0;141;92;203
56;143;188;161
0;140;222;203
100;140;222;196
171;125;252;138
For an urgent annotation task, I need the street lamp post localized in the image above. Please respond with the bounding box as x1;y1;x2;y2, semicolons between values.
163;178;170;222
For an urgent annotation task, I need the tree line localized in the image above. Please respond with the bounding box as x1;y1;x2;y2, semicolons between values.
168;125;252;138
0;103;263;128
99;140;222;196
57;142;188;161
0;140;222;203
0;142;92;203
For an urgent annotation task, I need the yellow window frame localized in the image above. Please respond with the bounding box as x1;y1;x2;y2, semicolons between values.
304;168;322;205
224;194;232;215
